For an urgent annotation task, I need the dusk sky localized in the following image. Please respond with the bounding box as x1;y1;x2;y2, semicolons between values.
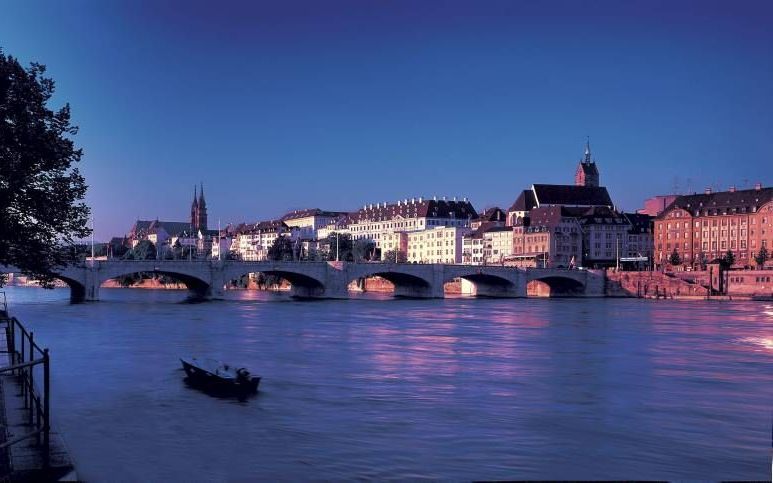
2;0;771;240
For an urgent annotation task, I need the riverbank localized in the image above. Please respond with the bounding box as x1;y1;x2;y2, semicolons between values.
0;315;77;480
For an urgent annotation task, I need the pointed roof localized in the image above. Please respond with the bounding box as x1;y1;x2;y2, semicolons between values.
583;136;592;164
508;189;537;213
191;185;198;208
198;182;206;207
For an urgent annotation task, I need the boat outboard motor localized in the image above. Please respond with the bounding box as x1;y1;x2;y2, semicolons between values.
236;368;250;383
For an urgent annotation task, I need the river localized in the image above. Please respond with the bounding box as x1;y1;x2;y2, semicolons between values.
2;287;771;481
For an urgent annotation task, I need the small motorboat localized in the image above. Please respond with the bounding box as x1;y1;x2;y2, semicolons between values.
180;357;261;393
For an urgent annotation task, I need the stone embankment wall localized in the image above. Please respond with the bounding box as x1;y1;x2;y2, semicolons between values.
605;271;709;299
673;269;773;298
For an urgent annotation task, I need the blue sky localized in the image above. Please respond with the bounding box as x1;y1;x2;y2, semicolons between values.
2;0;772;240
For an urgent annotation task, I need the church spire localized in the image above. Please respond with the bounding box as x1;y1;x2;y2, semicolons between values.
584;136;592;164
198;182;206;207
575;137;600;187
192;185;198;208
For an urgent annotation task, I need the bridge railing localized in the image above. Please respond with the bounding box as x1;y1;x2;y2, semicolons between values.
0;315;51;467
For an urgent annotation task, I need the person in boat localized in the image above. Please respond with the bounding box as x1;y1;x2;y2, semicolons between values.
236;368;251;384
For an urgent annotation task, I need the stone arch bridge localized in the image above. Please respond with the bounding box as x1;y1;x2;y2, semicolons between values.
6;261;606;303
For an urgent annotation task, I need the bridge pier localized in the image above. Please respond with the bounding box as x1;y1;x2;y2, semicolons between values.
82;268;100;302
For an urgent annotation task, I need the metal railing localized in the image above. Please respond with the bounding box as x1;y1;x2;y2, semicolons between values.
0;315;50;467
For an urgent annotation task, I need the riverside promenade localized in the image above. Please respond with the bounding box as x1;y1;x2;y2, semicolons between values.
0;301;76;481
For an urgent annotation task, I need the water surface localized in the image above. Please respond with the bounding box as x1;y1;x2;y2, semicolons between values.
4;287;772;481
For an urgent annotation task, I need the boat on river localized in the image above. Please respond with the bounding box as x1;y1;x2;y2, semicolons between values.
180;357;261;393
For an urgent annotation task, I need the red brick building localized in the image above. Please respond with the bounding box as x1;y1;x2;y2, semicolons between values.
654;184;773;270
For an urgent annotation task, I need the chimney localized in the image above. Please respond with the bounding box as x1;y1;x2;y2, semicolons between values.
754;182;762;191
729;186;736;193
705;187;712;195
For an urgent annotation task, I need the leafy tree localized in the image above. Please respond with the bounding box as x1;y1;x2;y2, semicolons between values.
754;246;768;268
722;250;735;269
668;248;681;267
324;233;353;261
352;239;376;262
384;249;407;263
267;236;294;261
124;240;156;260
0;50;90;286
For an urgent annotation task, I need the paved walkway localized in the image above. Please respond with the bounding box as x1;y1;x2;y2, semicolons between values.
0;316;77;481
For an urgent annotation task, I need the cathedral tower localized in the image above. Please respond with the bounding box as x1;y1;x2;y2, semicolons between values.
575;138;600;187
196;182;208;231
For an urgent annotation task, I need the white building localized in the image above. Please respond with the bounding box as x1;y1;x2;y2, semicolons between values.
280;208;347;240
482;226;515;265
348;197;476;260
231;220;299;261
407;226;470;264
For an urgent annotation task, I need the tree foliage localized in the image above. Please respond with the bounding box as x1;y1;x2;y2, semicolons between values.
267;236;294;261
668;248;681;267
0;50;90;286
384;249;407;263
352;239;375;262
324;233;353;261
754;246;768;268
722;250;735;269
124;240;156;260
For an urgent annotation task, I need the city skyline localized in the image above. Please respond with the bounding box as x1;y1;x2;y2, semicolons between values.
2;0;772;240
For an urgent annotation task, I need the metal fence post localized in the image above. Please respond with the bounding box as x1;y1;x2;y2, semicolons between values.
43;348;50;468
29;332;34;424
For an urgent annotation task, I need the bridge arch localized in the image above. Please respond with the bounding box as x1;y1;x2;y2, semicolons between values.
527;274;585;297
57;274;88;303
97;266;213;300
224;268;327;298
348;265;438;298
445;271;518;297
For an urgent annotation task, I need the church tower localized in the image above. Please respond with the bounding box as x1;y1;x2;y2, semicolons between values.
190;185;199;231
575;138;600;187
196;182;208;231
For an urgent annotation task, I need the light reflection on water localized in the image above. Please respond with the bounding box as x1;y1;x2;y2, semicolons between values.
2;286;772;481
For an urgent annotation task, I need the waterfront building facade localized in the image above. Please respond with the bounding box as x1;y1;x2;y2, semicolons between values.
461;231;485;265
623;213;654;269
280;208;348;241
576;207;632;268
347;197;476;260
231;220;299;261
511;206;583;268
654;184;773;270
406;226;470;264
482;226;514;264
